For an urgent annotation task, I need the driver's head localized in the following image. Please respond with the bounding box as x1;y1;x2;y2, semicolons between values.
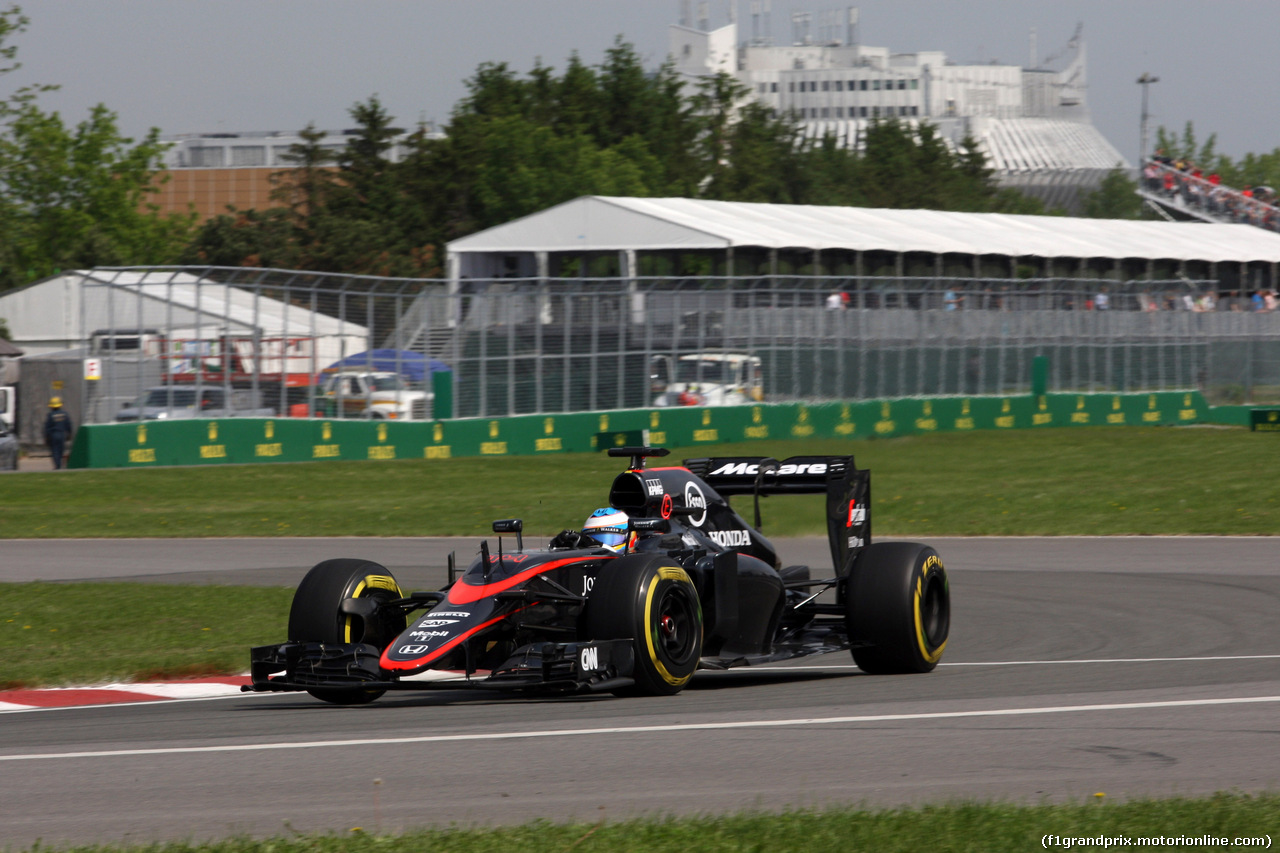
583;507;632;553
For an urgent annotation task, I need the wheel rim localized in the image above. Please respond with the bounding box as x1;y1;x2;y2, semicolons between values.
918;571;949;649
654;584;699;667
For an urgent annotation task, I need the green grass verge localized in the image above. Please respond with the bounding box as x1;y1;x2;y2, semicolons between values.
2;426;1279;539
11;793;1279;853
0;583;292;688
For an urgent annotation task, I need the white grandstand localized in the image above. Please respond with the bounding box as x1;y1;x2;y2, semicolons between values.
670;3;1128;211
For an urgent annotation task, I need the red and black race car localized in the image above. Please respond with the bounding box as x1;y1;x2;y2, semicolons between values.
246;446;950;704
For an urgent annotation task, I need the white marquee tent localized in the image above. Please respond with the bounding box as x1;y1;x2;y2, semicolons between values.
446;196;1280;283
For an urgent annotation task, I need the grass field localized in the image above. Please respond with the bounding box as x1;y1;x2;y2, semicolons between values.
2;426;1279;539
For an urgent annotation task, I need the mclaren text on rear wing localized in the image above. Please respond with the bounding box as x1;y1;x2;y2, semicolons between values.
684;455;871;577
683;456;850;495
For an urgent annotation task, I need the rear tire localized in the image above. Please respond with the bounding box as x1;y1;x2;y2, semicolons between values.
288;558;406;704
585;554;703;696
846;542;949;674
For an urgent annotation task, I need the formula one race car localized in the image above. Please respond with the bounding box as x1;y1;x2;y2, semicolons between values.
246;446;950;704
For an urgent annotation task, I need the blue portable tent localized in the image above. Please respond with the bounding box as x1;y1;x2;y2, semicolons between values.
322;350;449;384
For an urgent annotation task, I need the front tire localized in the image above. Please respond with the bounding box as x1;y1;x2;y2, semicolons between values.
846;542;949;674
288;558;406;704
585;554;703;696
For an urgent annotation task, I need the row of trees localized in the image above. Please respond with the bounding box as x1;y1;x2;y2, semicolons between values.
181;40;1044;277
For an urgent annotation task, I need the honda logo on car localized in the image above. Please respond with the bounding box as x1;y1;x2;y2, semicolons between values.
684;482;707;526
709;529;752;547
710;462;828;476
399;644;429;655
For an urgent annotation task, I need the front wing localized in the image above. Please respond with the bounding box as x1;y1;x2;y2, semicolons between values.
245;639;636;694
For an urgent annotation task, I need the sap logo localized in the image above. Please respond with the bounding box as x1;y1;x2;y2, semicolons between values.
847;536;864;549
579;646;600;671
710;462;828;476
684;482;707;527
408;630;449;640
399;644;430;655
847;503;866;527
709;529;752;547
415;619;458;628
645;478;664;497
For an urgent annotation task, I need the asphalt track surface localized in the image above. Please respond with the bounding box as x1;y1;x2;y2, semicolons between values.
1;536;1279;849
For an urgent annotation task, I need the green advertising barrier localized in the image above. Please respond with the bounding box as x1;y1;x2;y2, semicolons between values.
67;390;1211;469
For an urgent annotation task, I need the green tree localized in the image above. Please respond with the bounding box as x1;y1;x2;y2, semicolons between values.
1082;167;1143;219
0;102;195;289
0;5;194;290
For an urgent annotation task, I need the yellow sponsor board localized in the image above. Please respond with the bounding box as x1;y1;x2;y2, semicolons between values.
535;437;563;451
745;425;769;438
200;445;226;458
368;446;396;460
129;448;156;463
693;429;719;442
1071;411;1090;424
425;445;452;459
480;441;508;455
313;444;341;458
914;417;937;431
255;443;283;457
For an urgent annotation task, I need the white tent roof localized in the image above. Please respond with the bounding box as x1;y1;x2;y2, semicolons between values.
0;270;366;356
447;196;1280;264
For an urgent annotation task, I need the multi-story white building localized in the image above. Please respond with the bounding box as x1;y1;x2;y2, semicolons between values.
670;3;1127;210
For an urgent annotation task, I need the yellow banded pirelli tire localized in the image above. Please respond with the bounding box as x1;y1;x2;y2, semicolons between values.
288;558;406;705
846;542;950;674
585;553;703;696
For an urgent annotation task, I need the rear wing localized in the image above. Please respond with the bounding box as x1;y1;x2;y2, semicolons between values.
684;456;870;577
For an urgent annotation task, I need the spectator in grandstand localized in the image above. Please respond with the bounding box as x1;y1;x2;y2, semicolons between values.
1095;285;1110;310
1267;291;1279;312
1252;289;1268;312
1143;161;1161;193
944;285;963;311
825;291;844;310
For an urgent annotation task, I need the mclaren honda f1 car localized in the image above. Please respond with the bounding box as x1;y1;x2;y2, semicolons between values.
246;446;950;704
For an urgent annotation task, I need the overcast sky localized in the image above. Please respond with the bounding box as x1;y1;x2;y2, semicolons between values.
8;1;1279;163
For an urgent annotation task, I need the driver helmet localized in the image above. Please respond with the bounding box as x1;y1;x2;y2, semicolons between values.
583;507;633;553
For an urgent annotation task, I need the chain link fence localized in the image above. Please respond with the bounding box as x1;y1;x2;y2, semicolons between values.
55;267;1280;426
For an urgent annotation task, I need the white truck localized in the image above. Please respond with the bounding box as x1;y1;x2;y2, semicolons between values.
0;385;13;431
650;352;764;407
315;371;430;420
